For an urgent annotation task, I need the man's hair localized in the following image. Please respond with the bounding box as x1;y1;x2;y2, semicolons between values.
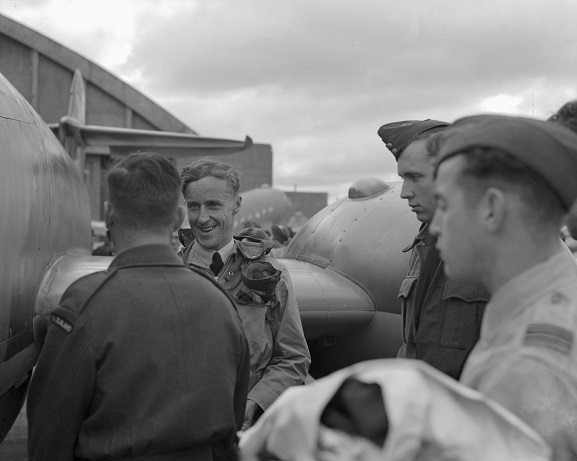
449;147;565;228
549;99;577;134
407;126;447;161
107;152;181;227
180;158;240;196
424;131;445;159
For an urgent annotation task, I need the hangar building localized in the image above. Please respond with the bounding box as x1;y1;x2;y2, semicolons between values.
0;13;277;221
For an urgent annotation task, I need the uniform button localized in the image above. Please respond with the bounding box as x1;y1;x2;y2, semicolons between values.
551;292;564;304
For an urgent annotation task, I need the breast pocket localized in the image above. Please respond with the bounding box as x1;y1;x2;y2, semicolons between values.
398;276;418;343
439;280;488;349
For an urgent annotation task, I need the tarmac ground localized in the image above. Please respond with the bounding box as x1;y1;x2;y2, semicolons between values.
0;403;27;461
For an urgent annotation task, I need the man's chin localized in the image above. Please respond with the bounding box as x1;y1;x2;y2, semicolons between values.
442;264;456;279
194;233;216;250
443;264;470;281
415;212;431;224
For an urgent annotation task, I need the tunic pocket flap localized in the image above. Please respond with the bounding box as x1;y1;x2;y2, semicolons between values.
398;277;417;299
443;279;489;302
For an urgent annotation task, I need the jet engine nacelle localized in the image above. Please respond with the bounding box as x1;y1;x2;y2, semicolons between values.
284;177;419;376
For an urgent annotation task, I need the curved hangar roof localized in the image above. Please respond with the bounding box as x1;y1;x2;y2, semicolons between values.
0;13;195;134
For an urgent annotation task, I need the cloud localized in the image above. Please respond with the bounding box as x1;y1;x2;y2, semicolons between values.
1;0;576;202
124;0;577;97
1;0;139;69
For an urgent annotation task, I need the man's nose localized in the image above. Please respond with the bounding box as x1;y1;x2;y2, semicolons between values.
400;182;413;199
197;206;210;222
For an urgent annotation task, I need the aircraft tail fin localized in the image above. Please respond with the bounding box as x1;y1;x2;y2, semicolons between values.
58;69;87;176
67;69;86;125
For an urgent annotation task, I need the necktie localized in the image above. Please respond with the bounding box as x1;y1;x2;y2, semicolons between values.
210;251;224;276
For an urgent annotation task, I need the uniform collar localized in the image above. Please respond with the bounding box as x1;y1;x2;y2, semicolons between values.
402;222;436;252
480;245;577;344
191;239;235;268
109;244;183;269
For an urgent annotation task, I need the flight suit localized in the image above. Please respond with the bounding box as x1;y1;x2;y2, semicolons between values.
28;244;250;461
398;224;488;379
182;230;310;414
461;248;577;461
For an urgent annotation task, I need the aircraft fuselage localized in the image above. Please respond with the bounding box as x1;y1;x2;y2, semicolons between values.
0;72;92;441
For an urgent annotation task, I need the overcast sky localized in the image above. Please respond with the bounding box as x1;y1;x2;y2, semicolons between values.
1;0;576;201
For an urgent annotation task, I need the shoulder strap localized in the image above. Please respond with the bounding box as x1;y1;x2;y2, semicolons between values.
70;270;118;315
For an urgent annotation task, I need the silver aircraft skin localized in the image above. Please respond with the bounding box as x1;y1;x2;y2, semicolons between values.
0;68;417;443
0;70;92;440
284;177;414;376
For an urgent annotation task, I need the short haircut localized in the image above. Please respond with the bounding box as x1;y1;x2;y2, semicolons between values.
448;147;565;227
407;126;447;161
549;99;577;134
107;152;181;227
180;158;240;196
424;131;445;159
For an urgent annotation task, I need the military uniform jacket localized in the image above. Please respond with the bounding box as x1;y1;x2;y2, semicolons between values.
398;224;488;379
27;245;250;461
183;237;310;412
461;248;577;461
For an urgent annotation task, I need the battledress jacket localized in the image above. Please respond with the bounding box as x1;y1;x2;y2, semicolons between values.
461;247;577;460
398;223;489;379
181;230;310;412
27;244;250;461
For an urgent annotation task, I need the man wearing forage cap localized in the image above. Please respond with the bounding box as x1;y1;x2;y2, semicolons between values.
377;120;488;380
431;114;577;460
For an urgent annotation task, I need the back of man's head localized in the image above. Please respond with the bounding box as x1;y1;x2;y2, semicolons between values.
107;152;181;228
549;100;577;238
181;158;240;197
549;99;577;134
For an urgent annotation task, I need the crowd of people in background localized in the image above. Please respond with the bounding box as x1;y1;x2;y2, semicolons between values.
27;99;577;461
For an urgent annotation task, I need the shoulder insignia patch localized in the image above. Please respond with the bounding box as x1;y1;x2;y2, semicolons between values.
51;314;73;333
523;323;573;355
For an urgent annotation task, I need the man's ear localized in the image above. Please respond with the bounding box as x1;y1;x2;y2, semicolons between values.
104;201;114;229
233;195;242;215
479;187;506;233
173;206;186;232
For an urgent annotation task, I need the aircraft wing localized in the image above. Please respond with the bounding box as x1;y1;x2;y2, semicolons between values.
51;116;253;157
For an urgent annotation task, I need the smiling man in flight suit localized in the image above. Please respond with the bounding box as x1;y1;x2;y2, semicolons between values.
377;120;488;380
28;152;249;461
179;158;310;431
432;115;577;460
